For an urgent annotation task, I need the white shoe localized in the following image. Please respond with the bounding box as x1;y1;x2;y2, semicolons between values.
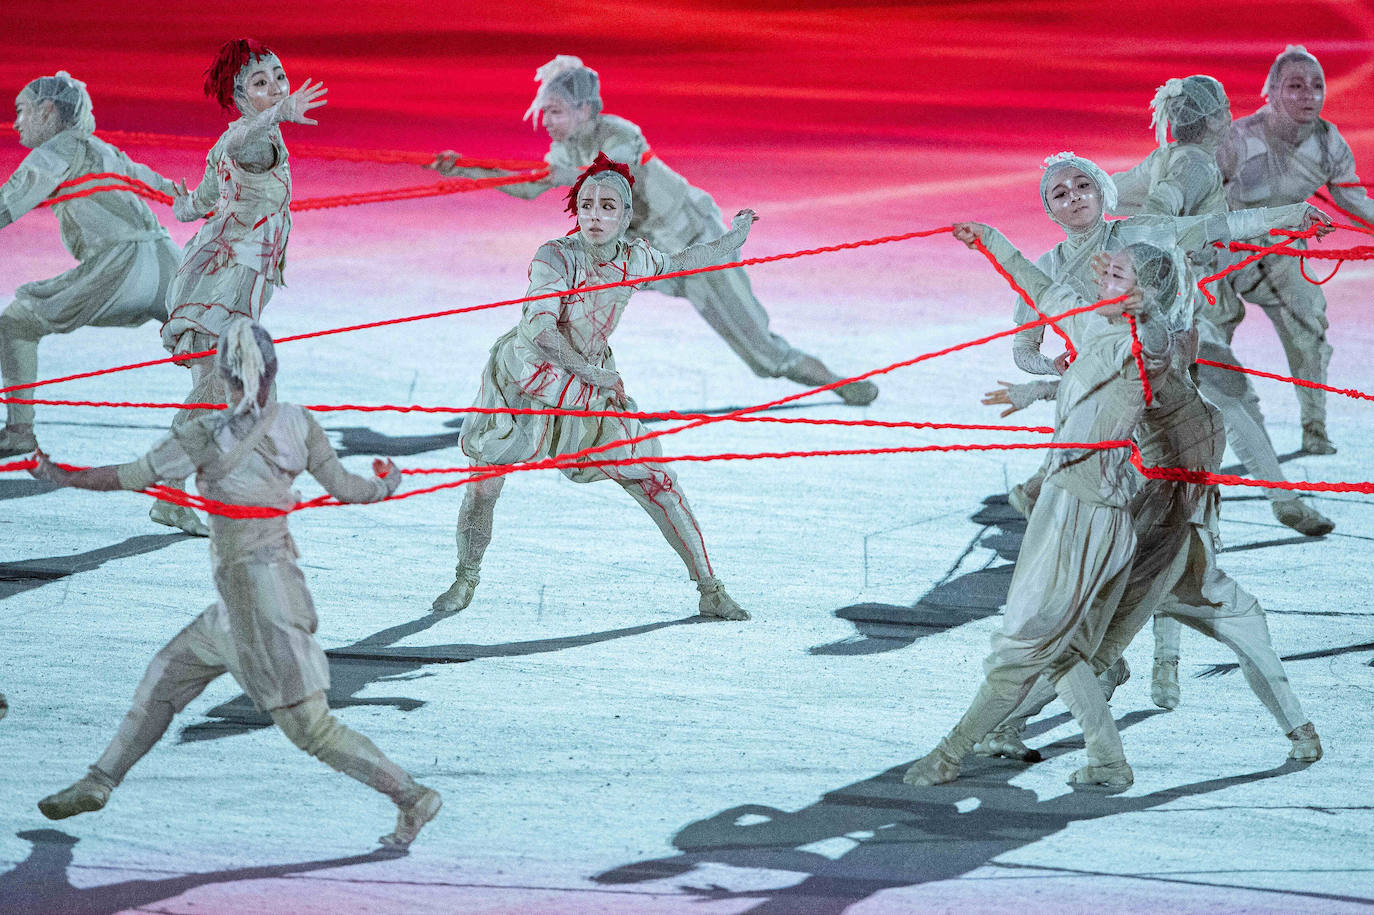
1068;759;1134;791
1301;422;1336;455
380;785;442;851
38;770;114;820
973;727;1041;763
1151;658;1179;710
698;577;748;620
837;380;879;406
0;426;37;458
1288;722;1323;762
431;567;479;613
149;500;210;537
1272;499;1334;537
903;746;961;786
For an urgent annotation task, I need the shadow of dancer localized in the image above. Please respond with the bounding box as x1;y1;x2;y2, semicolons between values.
811;495;1025;656
1;534;192;602
594;711;1347;913
179;612;704;742
327;425;462;459
1;829;398;915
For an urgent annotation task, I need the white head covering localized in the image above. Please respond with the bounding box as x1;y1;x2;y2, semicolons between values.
1149;75;1228;146
216;319;277;420
1262;45;1324;101
523;55;602;128
1040;151;1118;218
16;71;95;135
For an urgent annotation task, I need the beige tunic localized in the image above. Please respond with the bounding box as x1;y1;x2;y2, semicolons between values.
161;128;292;357
118;404;389;711
0;128;179;333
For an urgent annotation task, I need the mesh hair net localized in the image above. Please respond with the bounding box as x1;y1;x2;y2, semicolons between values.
1150;75;1228;146
524;55;602;128
17;71;95;134
1041;151;1117;218
216;319;278;418
1262;45;1324;100
1121;241;1183;313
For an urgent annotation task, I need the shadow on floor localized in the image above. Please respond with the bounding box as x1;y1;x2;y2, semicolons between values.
0;829;399;915
178;612;704;742
327;425;462;459
1196;640;1374;677
810;494;1024;655
0;534;193;602
593;711;1353;913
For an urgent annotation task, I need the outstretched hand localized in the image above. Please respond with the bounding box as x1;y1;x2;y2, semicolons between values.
952;222;990;249
27;449;67;486
280;78;328;125
372;457;401;495
981;380;1022;418
1302;204;1334;238
732;208;759;227
428;149;464;175
1096;287;1146;321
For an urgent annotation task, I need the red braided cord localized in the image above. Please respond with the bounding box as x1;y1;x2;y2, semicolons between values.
1125;314;1153;405
1313;190;1374;232
1195;230;1308;305
1299;257;1343;285
971;236;1076;361
0;226;955;396
1195;358;1374;402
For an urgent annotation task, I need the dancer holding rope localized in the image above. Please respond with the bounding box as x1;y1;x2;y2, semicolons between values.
429;56;878;406
0;72;180;457
907;231;1178;791
28;320;441;851
154;38;327;536
1212;45;1374;455
432;154;750;620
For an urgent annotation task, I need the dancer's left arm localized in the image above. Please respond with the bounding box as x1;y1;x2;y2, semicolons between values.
665;210;756;272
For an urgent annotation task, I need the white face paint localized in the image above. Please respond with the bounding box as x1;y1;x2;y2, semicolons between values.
1045;167;1104;231
1098;251;1138;300
239;57;289;113
577;180;625;245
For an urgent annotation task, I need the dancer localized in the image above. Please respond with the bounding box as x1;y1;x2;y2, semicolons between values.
1000;151;1325;519
431;155;749;620
29;320;440;851
0;72;180;456
155;38;327;536
1213;45;1374;454
906;226;1176;791
978;270;1322;767
429;55;877;406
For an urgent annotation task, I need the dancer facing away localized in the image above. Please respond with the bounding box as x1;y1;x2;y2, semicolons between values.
29;320;441;851
0;72;180;457
1213;45;1374;455
974;251;1323;769
431;154;749;620
154;38;327;537
429;55;878;406
1114;75;1333;540
906;228;1177;792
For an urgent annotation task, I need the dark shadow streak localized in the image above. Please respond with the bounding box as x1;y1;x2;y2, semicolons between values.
327;425;461;458
179;614;704;742
0;479;58;502
594;711;1323;914
1197;640;1374;677
0;534;192;602
810;494;1023;656
0;829;399;915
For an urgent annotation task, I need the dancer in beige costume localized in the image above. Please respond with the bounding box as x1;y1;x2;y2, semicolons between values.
905;228;1176;792
432;155;748;621
0;72;180;456
29;320;440;851
430;56;877;406
1213;45;1374;454
154;38;327;537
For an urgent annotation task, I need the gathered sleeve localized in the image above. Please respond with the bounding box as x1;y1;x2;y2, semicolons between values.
304;412;394;503
0;145;69;230
115;433;199;490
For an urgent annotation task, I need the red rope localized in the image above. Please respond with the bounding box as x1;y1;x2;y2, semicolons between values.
0;226;955;396
1125;315;1153;405
1300;257;1343;285
971;237;1076;362
1195;227;1315;305
1313;190;1374;232
1196;358;1374;402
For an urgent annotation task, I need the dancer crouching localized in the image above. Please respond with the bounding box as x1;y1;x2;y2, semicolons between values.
30;320;440;851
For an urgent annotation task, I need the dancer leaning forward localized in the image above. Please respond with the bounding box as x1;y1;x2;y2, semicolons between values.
431;154;749;620
29;320;440;851
905;227;1178;791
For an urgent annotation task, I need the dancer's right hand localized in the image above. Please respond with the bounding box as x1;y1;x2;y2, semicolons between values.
952;222;990;249
981;381;1022;417
429;150;463;175
280;78;328;125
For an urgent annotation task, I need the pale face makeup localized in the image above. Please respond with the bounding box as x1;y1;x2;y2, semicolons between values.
240;58;289;113
1097;251;1138;301
1275;61;1324;124
13;97;60;149
1045;167;1103;230
542;96;592;142
577;181;625;246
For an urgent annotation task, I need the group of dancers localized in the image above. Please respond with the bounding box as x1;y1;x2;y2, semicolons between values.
0;41;1365;845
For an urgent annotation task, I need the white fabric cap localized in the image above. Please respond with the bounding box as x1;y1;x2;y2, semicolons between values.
1040;151;1118;217
17;71;95;134
523;55;602;128
1150;75;1228;146
1262;45;1323;100
216;319;277;418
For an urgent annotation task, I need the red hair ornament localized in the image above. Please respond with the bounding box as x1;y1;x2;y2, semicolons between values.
204;38;276;113
565;152;635;219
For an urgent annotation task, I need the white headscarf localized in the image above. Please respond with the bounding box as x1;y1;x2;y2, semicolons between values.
523;55;602;128
16;71;95;135
1040;151;1118;218
1149;75;1228;146
216;319;277;420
